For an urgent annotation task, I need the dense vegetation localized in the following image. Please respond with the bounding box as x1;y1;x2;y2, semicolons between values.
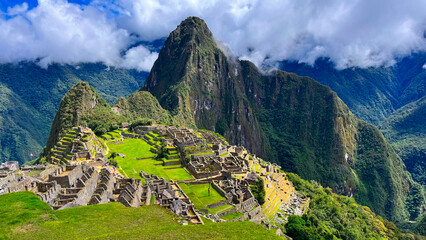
279;54;426;125
280;55;426;193
0;192;281;240
42;81;122;156
0;62;147;164
286;173;422;240
113;91;173;125
250;178;266;205
380;96;426;186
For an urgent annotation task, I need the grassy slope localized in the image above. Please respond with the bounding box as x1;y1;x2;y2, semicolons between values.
107;138;193;181
0;192;280;240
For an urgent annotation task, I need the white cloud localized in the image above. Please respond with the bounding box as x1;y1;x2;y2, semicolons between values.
111;0;426;69
6;2;28;16
120;45;159;71
0;0;158;70
0;0;425;70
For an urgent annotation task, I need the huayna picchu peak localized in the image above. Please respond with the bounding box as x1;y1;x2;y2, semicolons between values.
141;17;424;223
1;16;425;239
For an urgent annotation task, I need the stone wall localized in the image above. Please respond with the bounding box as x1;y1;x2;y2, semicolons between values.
206;200;229;209
74;169;98;206
38;181;61;205
48;165;84;188
39;165;62;180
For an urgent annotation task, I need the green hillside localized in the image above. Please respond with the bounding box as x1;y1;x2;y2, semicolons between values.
280;54;426;125
286;173;417;239
0;192;280;240
280;57;426;192
0;62;147;164
380;96;426;186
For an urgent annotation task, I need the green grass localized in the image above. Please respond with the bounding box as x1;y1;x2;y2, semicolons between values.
149;131;163;138
178;183;230;214
107;139;192;181
190;151;215;156
25;169;44;177
209;205;234;215
108;131;122;139
221;212;244;221
0;192;281;240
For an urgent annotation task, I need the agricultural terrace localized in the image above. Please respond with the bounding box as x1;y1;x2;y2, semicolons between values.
178;183;234;215
105;131;193;182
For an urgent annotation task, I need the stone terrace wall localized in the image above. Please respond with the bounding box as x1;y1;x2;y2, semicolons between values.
74;169;98;206
49;165;83;188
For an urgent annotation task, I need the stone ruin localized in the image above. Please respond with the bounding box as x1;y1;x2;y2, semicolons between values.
186;148;249;179
0;161;19;171
141;172;203;224
115;177;143;208
2;124;307;230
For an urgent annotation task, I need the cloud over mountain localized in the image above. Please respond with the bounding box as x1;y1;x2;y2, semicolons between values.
1;0;425;70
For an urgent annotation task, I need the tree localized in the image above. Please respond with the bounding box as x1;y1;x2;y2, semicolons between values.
156;143;167;160
250;177;265;205
109;152;117;160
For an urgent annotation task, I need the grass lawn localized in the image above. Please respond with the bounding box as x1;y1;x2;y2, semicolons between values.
190;151;215;156
108;139;192;181
178;183;231;214
221;212;244;221
0;192;281;240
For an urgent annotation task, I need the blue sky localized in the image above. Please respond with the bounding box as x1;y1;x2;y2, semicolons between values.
0;0;425;71
0;0;91;11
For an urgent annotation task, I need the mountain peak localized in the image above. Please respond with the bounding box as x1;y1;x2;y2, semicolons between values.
43;81;108;156
176;16;213;38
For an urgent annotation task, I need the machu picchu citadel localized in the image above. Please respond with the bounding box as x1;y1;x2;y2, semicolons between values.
0;124;308;229
1;11;424;239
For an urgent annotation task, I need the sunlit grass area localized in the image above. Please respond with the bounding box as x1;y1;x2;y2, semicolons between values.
0;192;281;240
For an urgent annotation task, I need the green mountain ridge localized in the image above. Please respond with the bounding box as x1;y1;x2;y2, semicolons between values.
0;62;147;164
380;96;426;186
280;54;426;125
279;57;426;191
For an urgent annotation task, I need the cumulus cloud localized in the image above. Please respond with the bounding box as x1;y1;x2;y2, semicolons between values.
120;45;159;71
1;0;425;70
0;0;157;71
